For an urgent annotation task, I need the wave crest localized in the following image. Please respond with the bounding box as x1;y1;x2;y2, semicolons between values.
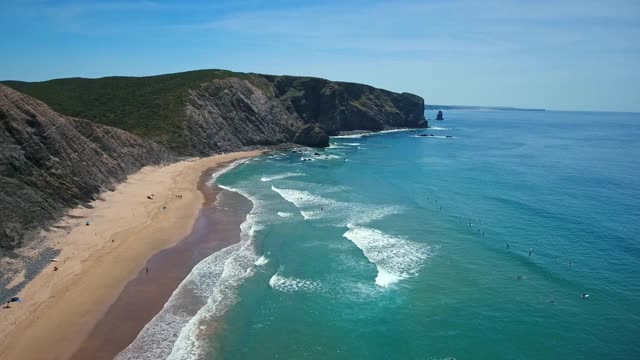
260;172;303;182
269;272;322;293
343;224;432;287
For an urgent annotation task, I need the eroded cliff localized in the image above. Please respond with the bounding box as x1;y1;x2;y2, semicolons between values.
3;70;428;155
0;70;428;253
0;85;174;251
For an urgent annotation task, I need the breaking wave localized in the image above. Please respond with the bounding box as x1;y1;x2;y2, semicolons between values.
271;186;402;226
343;224;432;287
269;271;322;293
116;182;263;359
260;172;303;182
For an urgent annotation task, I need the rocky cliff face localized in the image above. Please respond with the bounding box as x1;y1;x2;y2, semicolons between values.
0;71;428;252
263;75;427;135
179;74;427;153
0;85;174;251
182;77;296;155
3;70;428;155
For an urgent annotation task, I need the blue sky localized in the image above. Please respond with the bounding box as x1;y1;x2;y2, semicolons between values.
1;0;639;111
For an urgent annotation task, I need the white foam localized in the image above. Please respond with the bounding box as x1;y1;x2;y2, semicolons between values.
429;126;450;130
277;211;293;218
254;255;270;266
332;128;411;139
214;191;225;207
207;158;250;185
269;272;322;293
272;186;402;226
117;182;263;360
115;243;244;360
271;186;330;209
167;242;257;360
343;224;432;287
260;172;303;182
412;135;454;139
320;154;342;160
331;133;365;139
342;142;361;146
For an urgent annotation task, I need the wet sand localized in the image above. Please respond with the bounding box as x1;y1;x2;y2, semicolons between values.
71;168;252;360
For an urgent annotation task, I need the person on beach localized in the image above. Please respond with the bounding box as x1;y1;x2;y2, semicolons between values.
146;266;149;276
3;297;21;309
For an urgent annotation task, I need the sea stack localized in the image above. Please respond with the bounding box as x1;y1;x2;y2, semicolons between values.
436;111;444;120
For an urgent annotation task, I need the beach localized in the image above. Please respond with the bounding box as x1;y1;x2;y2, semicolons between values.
0;150;263;360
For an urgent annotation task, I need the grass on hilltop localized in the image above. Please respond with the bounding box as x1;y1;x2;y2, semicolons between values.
2;69;254;152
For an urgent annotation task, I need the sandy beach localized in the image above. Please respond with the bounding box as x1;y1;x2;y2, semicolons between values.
71;168;253;360
0;150;263;360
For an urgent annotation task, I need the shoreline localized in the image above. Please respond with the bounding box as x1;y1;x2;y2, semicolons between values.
0;150;264;360
71;166;253;360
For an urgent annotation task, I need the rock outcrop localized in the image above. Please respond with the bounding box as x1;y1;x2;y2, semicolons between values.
179;75;427;152
436;111;444;120
263;75;427;134
293;123;330;148
0;85;174;251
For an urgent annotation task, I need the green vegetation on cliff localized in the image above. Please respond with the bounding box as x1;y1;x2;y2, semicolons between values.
2;70;250;152
0;71;427;255
2;69;427;155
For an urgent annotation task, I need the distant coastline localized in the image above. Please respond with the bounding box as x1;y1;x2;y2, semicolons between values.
425;104;546;111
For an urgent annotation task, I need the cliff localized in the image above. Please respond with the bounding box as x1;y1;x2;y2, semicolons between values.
0;85;174;251
3;70;427;155
0;70;427;253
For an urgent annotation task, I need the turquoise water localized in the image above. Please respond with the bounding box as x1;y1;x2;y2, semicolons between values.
119;110;640;359
214;111;640;359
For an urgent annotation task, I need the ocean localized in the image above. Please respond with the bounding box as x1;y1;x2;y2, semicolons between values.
120;110;640;359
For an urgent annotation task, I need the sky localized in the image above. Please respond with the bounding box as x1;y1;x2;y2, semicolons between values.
1;0;639;112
